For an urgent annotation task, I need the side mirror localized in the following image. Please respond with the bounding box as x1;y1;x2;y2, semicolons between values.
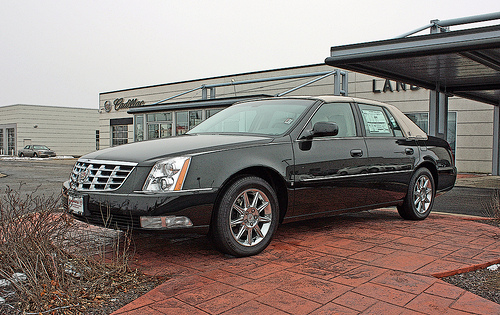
312;122;339;137
300;122;339;140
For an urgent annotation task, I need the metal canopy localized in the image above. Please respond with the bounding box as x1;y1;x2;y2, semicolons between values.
127;95;271;114
325;24;500;106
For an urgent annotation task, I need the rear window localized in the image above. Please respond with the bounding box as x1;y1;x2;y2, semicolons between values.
359;104;394;137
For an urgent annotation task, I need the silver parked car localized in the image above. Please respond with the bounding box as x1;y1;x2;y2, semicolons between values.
18;145;56;158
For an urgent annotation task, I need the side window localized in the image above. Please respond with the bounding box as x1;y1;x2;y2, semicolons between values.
384;109;404;137
309;102;357;137
359;104;393;137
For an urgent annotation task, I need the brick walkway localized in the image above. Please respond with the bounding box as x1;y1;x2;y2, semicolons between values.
112;209;500;314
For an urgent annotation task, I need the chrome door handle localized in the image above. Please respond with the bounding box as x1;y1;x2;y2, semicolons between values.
350;149;363;157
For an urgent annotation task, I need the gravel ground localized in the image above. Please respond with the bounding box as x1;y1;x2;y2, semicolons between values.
443;267;500;304
441;219;500;305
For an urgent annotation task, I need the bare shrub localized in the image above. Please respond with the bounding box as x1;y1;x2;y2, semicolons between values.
484;189;500;223
0;185;148;314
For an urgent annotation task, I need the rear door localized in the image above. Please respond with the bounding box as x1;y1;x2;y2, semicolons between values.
291;102;369;219
357;103;419;205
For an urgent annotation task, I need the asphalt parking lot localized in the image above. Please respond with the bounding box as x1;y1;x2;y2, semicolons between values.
0;157;498;218
0;157;75;200
2;157;500;314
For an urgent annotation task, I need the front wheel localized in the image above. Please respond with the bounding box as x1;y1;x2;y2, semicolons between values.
397;168;435;220
211;176;279;257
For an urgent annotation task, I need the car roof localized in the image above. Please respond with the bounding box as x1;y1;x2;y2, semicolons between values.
284;95;428;140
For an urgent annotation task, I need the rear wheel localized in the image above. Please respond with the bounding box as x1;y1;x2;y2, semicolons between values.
397;168;435;220
211;176;279;257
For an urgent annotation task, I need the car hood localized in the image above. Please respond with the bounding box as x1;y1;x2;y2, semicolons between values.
81;134;274;165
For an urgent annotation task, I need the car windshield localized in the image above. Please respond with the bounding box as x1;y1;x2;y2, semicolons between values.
188;99;314;136
33;145;49;150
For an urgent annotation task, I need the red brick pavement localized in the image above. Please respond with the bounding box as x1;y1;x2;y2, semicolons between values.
112;209;500;315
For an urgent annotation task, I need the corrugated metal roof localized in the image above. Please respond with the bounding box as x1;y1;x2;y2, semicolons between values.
325;25;500;106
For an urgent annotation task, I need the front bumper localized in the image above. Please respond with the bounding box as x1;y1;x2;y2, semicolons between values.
62;180;217;232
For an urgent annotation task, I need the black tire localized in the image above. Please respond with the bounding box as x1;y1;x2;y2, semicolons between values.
211;176;279;257
33;153;38;158
397;168;435;220
19;153;24;157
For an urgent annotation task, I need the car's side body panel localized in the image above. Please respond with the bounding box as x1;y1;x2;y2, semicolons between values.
419;136;457;192
291;136;370;218
62;96;457;246
360;137;416;205
183;139;293;192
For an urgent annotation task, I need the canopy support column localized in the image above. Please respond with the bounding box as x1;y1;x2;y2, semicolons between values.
428;24;449;141
429;87;449;140
493;105;500;175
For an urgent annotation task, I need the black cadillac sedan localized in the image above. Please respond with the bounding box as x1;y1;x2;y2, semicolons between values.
62;96;456;257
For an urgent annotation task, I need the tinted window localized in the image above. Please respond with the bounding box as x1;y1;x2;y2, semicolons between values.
309;102;356;137
359;104;393;137
384;108;403;137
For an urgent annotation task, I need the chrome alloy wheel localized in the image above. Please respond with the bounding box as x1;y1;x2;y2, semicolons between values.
230;188;273;247
413;174;433;214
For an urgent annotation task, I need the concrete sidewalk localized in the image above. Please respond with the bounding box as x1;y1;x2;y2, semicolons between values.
455;173;500;189
112;208;500;315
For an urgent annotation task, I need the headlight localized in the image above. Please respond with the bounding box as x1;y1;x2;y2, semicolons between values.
143;157;191;192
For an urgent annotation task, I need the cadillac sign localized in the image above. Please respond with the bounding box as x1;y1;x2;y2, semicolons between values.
113;98;145;110
104;98;146;112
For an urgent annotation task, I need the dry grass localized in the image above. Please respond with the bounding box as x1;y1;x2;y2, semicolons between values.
0;185;158;314
484;189;500;223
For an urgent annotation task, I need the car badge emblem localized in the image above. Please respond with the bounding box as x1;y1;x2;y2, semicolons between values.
77;167;91;184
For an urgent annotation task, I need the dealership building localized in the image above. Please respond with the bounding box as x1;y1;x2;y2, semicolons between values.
2;18;498;174
0;105;98;157
97;63;493;174
0;63;494;174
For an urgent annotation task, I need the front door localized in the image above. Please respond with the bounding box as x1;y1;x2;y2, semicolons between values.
291;102;369;219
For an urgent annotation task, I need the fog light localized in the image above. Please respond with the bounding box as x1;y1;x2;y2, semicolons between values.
140;216;193;229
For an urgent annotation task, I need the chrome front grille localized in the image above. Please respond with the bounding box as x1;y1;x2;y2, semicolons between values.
70;159;137;191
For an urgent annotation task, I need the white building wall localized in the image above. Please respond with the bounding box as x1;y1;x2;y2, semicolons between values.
0;105;98;157
98;64;497;174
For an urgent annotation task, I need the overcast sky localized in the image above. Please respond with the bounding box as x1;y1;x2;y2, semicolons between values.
1;0;500;109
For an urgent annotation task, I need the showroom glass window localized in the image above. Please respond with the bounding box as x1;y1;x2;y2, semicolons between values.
134;115;144;142
112;125;128;146
95;130;99;150
406;112;457;154
206;108;223;119
147;113;172;139
176;110;202;135
0;129;3;155
7;128;15;155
